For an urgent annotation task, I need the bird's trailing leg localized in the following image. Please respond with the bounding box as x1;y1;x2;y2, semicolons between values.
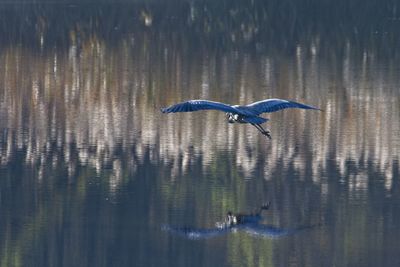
251;123;271;139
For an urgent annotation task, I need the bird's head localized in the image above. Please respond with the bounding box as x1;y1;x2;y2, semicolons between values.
226;113;235;123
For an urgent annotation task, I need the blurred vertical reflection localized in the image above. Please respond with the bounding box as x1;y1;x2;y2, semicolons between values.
0;36;398;191
0;1;399;267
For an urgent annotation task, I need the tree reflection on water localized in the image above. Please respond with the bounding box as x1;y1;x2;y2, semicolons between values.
0;35;397;192
0;1;399;267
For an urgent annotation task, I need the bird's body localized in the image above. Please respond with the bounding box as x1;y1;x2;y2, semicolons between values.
161;98;320;138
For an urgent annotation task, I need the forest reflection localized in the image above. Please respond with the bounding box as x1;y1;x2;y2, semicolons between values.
0;2;400;266
0;34;398;197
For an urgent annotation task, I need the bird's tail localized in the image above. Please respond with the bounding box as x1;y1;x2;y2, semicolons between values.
242;116;269;124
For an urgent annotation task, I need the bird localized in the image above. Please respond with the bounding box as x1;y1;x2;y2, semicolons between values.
161;98;320;139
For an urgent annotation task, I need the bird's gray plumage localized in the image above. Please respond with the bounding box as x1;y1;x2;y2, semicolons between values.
161;100;257;116
244;98;320;115
161;98;320;138
161;98;319;118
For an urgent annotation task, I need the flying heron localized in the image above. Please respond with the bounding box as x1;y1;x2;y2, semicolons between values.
161;98;320;139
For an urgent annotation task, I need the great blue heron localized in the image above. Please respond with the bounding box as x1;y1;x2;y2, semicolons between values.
161;98;320;139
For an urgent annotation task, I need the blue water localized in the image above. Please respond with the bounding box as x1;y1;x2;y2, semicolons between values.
0;1;399;266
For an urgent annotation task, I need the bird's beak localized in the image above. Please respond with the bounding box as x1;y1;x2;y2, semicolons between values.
226;113;234;123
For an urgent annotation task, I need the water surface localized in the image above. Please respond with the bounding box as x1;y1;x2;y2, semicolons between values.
0;1;399;267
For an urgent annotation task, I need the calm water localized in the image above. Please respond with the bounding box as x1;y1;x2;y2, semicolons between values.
0;1;400;267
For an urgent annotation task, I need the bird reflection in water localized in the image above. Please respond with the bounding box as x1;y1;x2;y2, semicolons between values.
162;203;316;240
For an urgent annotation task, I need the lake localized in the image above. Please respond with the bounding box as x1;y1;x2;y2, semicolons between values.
0;1;399;266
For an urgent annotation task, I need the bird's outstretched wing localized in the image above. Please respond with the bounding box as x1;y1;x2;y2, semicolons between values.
246;98;320;115
161;100;254;116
